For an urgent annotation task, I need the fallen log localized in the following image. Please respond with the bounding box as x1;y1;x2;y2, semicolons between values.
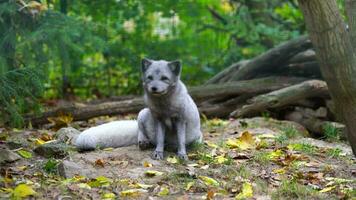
26;98;145;126
288;49;316;63
191;76;306;103
229;80;329;118
26;76;306;126
205;60;249;84
228;36;312;81
277;61;321;78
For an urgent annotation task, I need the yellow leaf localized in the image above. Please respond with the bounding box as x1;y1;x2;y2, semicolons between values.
227;131;255;150
167;156;178;164
143;161;152;168
158;187;169;196
215;155;228;164
17;150;32;159
319;186;336;193
133;183;153;189
185;181;195;191
78;183;91;190
120;189;147;197
199;176;219;187
235;182;253;199
273;168;286;174
145;170;163;177
206;141;218;148
103;148;114;151
1;188;13;193
102;192;116;199
267;150;284;160
88;176;112;187
12;184;36;198
16;166;27;171
35;139;45;145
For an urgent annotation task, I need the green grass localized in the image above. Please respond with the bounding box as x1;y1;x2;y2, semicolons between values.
272;179;319;200
322;123;341;141
290;143;317;155
325;148;343;158
253;152;270;165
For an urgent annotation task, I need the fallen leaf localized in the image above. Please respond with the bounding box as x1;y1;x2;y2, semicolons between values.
17;149;32;159
167;156;178;164
185;181;195;191
215;155;228;164
102;192;116;199
273;167;286;174
40;133;53;141
143;161;153;167
158;187;169;196
227;131;255;150
12;184;36;198
88;176;112;187
199;176;219;187
95;159;105;167
206;190;215;200
77;183;91;190
206;141;218;148
235;182;253;199
103;148;114;151
319;185;336;193
120;189;147;197
133;183;153;189
145;170;163;177
35;139;46;145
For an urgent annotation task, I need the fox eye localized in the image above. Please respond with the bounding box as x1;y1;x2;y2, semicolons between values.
147;75;153;80
161;76;169;81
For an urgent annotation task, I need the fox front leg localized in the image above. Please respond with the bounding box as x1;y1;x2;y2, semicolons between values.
152;120;165;160
176;120;188;160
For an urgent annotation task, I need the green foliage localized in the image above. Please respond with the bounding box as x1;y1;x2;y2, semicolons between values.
322;123;341;141
0;0;307;126
43;159;59;174
0;68;43;127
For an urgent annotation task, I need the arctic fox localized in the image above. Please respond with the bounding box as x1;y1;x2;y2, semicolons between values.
75;59;202;160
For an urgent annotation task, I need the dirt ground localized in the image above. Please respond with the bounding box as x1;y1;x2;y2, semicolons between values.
0;116;355;199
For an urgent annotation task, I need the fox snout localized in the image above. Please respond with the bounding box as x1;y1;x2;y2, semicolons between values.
147;82;168;95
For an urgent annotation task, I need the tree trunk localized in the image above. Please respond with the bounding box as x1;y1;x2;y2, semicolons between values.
298;0;356;156
346;0;356;49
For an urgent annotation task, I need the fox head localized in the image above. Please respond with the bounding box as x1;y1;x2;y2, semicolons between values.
141;58;181;96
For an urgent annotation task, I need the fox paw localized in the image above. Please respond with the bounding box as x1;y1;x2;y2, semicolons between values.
138;141;151;150
177;153;188;160
152;150;164;160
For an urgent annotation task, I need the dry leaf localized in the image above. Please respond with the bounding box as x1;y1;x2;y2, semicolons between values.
95;159;105;167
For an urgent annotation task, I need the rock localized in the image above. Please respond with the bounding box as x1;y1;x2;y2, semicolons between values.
34;141;70;158
57;146;174;179
58;160;93;178
54;127;81;145
0;147;21;164
6;135;30;150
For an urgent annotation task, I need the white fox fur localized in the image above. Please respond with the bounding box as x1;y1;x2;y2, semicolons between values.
75;120;139;150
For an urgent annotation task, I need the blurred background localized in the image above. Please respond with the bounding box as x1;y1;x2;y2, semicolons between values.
0;0;345;126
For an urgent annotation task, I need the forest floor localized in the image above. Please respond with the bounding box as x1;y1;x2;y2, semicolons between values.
0;115;355;200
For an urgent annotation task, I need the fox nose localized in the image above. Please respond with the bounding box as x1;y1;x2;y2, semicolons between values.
151;87;157;92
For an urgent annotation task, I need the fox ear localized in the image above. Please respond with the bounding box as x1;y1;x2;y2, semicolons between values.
142;58;152;72
168;60;182;76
